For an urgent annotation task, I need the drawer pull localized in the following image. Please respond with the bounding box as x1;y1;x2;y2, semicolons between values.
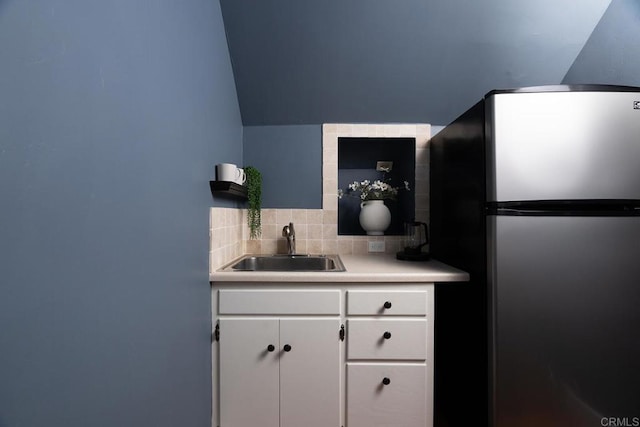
383;331;392;340
383;301;392;309
267;344;275;352
382;377;391;386
283;344;292;352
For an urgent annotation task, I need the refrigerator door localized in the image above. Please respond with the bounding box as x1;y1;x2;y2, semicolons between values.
488;215;640;427
486;90;640;202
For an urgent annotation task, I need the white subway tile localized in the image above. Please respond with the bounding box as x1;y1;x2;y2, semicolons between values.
292;209;307;224
399;124;417;137
323;224;337;239
337;124;353;134
351;124;369;136
276;209;292;225
323;195;338;211
322;163;338;181
246;239;261;255
307;210;323;224
262;209;277;225
261;239;278;255
323;178;338;196
307;224;323;239
416;124;431;136
353;239;368;254
322;239;338;254
338;239;353;255
296;240;308;254
322;210;337;225
295;224;308;239
307;239;323;254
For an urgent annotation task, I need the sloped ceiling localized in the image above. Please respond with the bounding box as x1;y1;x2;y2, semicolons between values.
221;0;614;125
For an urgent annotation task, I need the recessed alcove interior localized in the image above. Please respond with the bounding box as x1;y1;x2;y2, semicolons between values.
338;137;416;235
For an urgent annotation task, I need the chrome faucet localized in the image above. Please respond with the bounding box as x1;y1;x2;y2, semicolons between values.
282;222;296;255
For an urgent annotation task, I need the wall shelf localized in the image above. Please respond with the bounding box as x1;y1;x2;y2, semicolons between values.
209;181;248;200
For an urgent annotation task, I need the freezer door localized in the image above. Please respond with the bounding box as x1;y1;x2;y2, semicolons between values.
486;91;640;202
488;215;640;427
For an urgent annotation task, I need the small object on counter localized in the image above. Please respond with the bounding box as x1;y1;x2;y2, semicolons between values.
396;220;430;261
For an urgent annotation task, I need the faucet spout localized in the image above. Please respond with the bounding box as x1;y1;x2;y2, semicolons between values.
282;222;296;255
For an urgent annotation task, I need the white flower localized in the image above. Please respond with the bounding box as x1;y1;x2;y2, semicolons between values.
338;174;410;201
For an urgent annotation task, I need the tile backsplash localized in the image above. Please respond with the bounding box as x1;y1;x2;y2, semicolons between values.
209;207;407;275
209;208;245;272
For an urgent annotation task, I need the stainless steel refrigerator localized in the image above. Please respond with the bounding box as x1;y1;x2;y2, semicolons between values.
430;85;640;427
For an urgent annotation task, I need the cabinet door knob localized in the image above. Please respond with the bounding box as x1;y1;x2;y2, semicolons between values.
383;301;392;309
382;377;391;385
383;331;392;339
283;344;292;352
267;344;275;352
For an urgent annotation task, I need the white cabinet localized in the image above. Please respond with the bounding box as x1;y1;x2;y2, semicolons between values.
215;290;341;427
279;319;340;427
212;284;434;427
346;288;433;427
219;318;279;427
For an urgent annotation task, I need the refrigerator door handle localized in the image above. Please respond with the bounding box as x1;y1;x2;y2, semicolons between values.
486;200;640;216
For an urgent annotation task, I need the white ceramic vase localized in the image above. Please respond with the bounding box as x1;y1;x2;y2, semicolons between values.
359;200;391;236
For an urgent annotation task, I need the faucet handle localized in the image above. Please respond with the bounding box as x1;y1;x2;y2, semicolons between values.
282;223;295;237
282;223;296;255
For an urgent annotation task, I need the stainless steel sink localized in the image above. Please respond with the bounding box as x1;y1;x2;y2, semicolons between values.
221;254;345;272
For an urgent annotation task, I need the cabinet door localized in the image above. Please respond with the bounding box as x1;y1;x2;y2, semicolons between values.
219;318;279;427
279;318;341;427
347;364;427;427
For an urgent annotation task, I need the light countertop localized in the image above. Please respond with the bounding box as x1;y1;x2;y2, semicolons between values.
210;253;469;283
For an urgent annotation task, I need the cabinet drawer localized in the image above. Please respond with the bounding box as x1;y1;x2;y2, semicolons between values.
218;290;340;315
347;290;426;315
347;319;427;360
347;364;427;427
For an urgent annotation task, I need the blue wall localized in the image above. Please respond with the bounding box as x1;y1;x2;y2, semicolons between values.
243;125;322;208
221;0;616;126
0;1;242;426
562;0;640;85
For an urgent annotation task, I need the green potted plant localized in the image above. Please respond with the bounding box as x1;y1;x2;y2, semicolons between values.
244;166;262;239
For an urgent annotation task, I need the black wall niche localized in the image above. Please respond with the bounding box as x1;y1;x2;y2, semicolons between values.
338;137;416;235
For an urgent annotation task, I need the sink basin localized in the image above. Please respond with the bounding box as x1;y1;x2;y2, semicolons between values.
222;254;345;272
